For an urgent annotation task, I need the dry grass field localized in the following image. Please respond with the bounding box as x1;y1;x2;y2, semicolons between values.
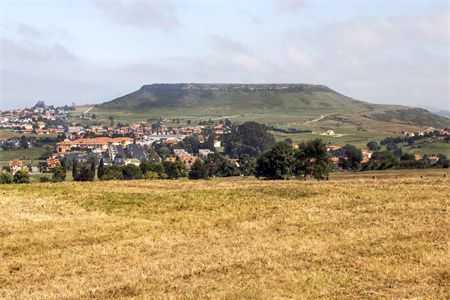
1;169;449;298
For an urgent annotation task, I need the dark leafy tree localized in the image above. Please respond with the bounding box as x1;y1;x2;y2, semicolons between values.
223;122;276;158
163;161;187;179
13;170;30;183
294;138;330;180
151;122;161;132
122;164;143;180
183;135;201;153
39;176;51;183
153;142;171;159
20;136;29;149
189;159;209;180
76;165;95;181
367;141;381;151
339;144;363;170
0;172;14;184
362;151;399;170
255;142;295;180
90;161;96;179
218;158;240;177
72;158;78;180
436;154;449;168
284;138;293;145
202;128;216;151
60;157;68;172
101;165;124;180
400;153;415;161
98;159;104;179
239;155;257;176
205;153;224;177
52;167;66;182
140;160;166;177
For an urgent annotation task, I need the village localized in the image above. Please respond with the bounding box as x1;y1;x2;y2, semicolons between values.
1;101;449;177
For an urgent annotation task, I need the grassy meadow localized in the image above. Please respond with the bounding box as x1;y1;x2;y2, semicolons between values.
0;169;448;298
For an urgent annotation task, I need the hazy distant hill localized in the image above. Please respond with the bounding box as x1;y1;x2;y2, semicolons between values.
96;83;450;129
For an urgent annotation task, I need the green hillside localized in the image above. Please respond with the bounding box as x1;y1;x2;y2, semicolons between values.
94;83;450;133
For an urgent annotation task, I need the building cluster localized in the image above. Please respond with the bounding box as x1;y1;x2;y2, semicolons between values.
401;129;450;138
47;121;230;169
0;101;69;134
327;145;373;167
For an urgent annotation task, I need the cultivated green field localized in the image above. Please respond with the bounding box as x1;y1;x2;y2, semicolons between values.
1;169;448;298
0;147;45;168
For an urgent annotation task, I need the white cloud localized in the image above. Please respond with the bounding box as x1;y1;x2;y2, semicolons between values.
286;47;314;67
91;0;180;31
280;9;449;107
275;0;304;12
0;38;77;62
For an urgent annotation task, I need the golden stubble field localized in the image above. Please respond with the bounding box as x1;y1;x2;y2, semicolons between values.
0;169;449;299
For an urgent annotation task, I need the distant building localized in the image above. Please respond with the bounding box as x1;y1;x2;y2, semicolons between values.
8;159;28;174
46;158;61;170
57;137;133;153
198;149;213;159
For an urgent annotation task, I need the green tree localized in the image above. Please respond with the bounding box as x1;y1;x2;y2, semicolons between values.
52;167;66;182
255;142;295;180
98;159;104;179
363;150;399;170
339;144;363;170
205;153;224;177
367;141;381;151
436;154;449;168
90;161;96;179
239;155;257;176
140;160;165;178
39;176;51;182
108;116;114;127
60;157;68;172
163;161;187;179
72;159;78;180
294;138;330;180
189;159;209;180
218;158;240;177
122;164;143;180
76;165;95;181
13;170;30;183
20;136;29;149
400;153;415;161
0;172;14;184
183;135;201;153
101;165;123;180
223;122;276;158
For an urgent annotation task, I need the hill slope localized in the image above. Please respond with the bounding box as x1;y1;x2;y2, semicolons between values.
95;83;450;130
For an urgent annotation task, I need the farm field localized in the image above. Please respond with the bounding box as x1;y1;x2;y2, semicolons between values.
0;169;448;298
0;147;46;168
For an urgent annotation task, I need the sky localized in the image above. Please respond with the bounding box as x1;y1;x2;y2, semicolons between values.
0;0;449;110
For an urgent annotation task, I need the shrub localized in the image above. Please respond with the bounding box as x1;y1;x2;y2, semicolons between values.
76;165;95;181
122;164;143;180
0;172;14;184
140;160;166;178
13;170;30;184
189;159;209;180
101;165;123;180
52;167;66;182
256;142;295;180
39;176;52;182
163;161;187;179
144;171;160;180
